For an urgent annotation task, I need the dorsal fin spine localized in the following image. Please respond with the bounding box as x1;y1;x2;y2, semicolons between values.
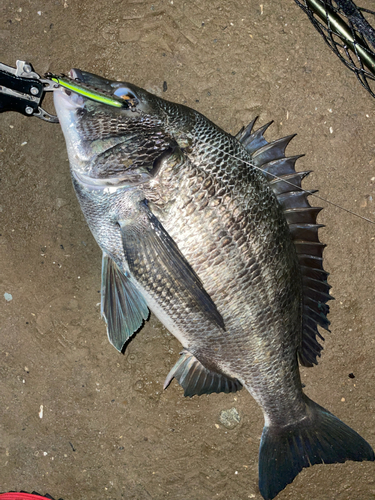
237;117;333;368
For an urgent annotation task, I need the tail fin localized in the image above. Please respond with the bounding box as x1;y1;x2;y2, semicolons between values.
258;395;374;500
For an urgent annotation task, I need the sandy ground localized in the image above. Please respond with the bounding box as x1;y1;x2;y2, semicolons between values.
1;1;375;499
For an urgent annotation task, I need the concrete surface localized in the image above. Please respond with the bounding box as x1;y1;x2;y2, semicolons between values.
1;1;375;498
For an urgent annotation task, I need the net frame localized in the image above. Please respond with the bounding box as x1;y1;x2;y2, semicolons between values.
294;0;375;98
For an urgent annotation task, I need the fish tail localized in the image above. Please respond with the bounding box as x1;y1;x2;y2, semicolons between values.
258;395;374;500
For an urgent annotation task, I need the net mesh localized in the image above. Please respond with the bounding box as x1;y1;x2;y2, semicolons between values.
294;0;375;97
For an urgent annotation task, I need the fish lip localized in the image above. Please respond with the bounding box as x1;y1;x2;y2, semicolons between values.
69;68;84;82
54;68;85;110
54;86;84;110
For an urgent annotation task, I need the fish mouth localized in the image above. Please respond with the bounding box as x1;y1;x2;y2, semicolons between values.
69;68;84;81
54;70;85;111
69;68;113;92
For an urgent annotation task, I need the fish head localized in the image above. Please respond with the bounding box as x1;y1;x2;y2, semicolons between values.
54;69;185;186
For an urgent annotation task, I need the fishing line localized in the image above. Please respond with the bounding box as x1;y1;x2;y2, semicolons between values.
48;75;374;225
217;147;375;225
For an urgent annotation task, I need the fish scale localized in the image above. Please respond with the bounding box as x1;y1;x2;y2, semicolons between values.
54;69;374;500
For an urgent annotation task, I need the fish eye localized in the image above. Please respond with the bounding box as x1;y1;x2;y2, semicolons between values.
113;87;137;101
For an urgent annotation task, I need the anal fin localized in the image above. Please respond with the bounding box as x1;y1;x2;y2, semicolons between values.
164;350;243;397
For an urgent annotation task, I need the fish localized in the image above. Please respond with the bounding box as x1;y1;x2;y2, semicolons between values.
53;69;374;500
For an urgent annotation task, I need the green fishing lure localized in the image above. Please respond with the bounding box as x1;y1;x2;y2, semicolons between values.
47;73;126;108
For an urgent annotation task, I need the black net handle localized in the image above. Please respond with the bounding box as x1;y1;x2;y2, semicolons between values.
294;0;375;98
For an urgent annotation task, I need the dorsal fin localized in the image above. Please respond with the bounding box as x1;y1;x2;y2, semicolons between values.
236;119;273;153
252;134;296;166
237;117;333;367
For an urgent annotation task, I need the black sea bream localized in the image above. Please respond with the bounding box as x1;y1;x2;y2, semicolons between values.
54;69;374;499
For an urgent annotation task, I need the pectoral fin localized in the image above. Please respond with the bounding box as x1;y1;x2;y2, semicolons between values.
101;253;149;351
118;200;225;331
164;350;242;397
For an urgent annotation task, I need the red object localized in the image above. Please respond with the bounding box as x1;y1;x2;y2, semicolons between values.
0;495;49;500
